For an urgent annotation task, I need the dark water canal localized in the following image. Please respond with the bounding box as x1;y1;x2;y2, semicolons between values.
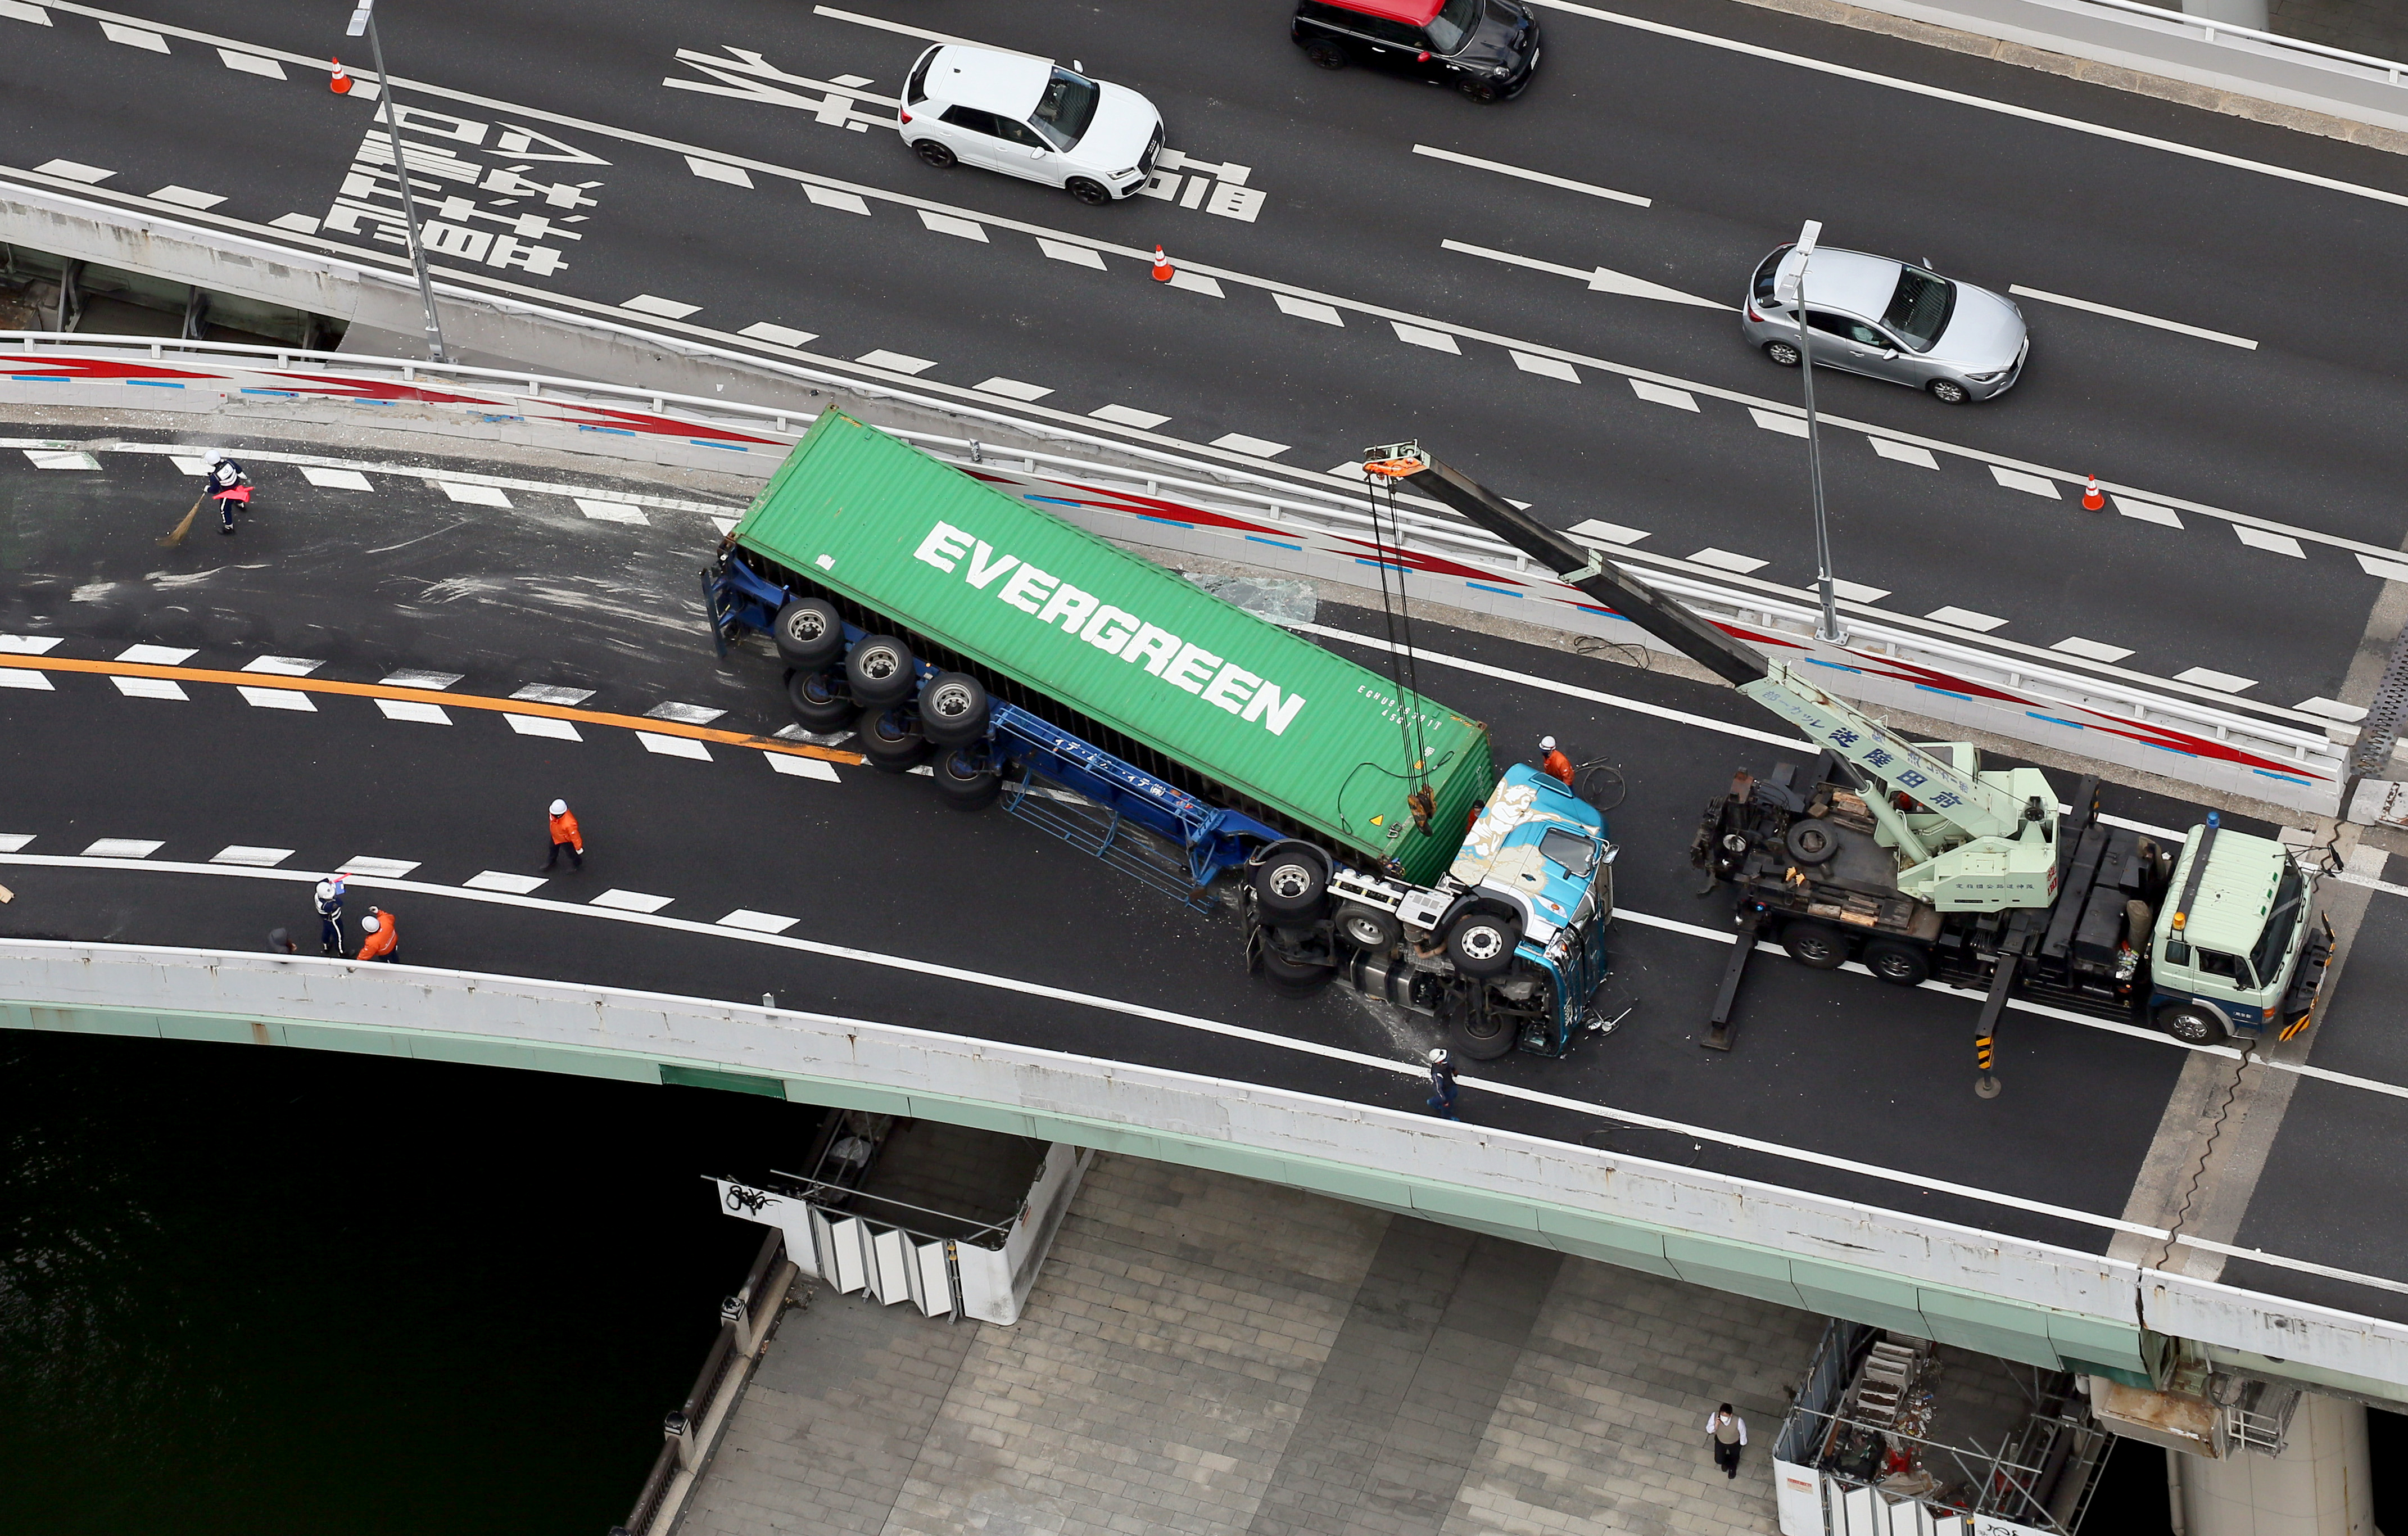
0;1031;823;1536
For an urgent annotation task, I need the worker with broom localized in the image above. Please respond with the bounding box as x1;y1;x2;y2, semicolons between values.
201;448;251;536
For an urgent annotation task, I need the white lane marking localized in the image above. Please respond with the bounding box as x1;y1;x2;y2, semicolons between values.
82;838;161;857
268;213;319;233
830;73;871;88
711;516;739;536
856;348;935;374
1570;518;1647;545
803;185;871;215
2293;696;2368;724
1211;433;1289;459
512;684;595;706
0;635;63;654
1990;466;2060;499
2175;666;2257;693
685;155;755;187
2234;525;2306;558
1441;238;1723;308
150;185;225;210
0;670;55;691
737;321;818;348
2008;285;2257;351
116;644;196;665
237;685;316;711
168;454;212;474
1526;0;2408;211
646;701;726;725
376;699;452;724
299;466;373;491
574;497;648;524
1630;379;1696;411
2357;553;2408;583
766;751;840;780
1688;548;1768;575
812;3;999;51
1869;437;1938;468
381;669;463;689
1090;404;1170;430
639;731;713;760
0;835;31;851
1166;270;1225;298
99;18;163;48
32;159;110;182
26;449;99;469
2116;496;2184;528
1748;408;1807;439
1392;322;1461;354
217;46;282;78
623;293;701;319
2;3;53;24
466;870;547;894
436;481;512;507
1514;352;1579;383
1926;606;2008;633
975;377;1052;402
1830;579;1890;603
1275;293;1345;326
919;210;987;241
1410;144;1650;207
505;712;582;740
341;856;420;877
242;655;322;675
112;676;187;701
1039;238;1106;269
211;846;292;866
592;888;675;912
719;908;800;933
2052;636;2135;664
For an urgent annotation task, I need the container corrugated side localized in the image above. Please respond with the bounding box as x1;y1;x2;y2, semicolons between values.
734;413;1491;880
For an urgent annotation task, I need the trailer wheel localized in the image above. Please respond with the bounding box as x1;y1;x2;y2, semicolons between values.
1444;993;1518;1060
854;706;931;773
1333;902;1401;952
1259;945;1333;996
1784;817;1841;866
931;748;1000;811
1863;939;1931;987
1780;921;1849;970
772;598;845;670
1252;842;1329;921
1446;909;1521;978
918;671;989;746
846;635;917;706
785;668;857;733
2155;1002;2221;1045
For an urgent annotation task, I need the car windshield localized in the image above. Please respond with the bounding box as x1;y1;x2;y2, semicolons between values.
1424;0;1484;52
2251;864;2307;986
1537;826;1596;879
1882;266;1956;351
1031;68;1101;150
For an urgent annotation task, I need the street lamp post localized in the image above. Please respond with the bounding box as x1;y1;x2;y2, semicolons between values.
1776;220;1844;646
347;0;448;363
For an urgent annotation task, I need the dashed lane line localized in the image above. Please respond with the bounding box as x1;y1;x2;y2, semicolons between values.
1410;144;1650;207
2008;286;2257;350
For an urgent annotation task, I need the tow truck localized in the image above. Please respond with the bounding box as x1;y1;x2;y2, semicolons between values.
1360;444;2333;1090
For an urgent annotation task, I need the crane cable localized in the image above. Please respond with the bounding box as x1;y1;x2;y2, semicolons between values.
1361;468;1436;835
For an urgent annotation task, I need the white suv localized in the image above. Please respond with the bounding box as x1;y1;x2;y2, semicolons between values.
899;45;1164;206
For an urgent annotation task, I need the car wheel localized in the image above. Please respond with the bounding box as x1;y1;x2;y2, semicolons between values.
1863;939;1931;988
772;597;845;670
1445;994;1518;1060
1259;941;1333;996
1929;378;1970;405
1446;909;1521;978
1780;921;1849;970
1459;77;1501;103
917;671;989;747
1252;842;1329;922
1333;902;1401;952
1066;177;1111;206
1784;817;1841;866
1304;40;1346;69
931;747;1001;811
2156;1002;2221;1046
784;668;857;733
845;634;917;706
912;139;956;169
1764;340;1802;368
854;706;931;774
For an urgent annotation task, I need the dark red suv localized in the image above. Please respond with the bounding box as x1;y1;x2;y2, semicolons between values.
1292;0;1541;102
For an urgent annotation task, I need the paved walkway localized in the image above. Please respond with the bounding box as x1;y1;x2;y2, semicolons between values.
680;1155;1825;1536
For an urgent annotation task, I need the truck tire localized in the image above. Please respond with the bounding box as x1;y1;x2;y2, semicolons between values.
1785;817;1841;866
932;747;1001;811
1445;995;1518;1060
785;668;856;733
846;634;917;706
918;671;989;746
1446;908;1521;978
1780;921;1849;970
1252;842;1329;921
1863;939;1931;987
1333;902;1401;952
1259;943;1333;996
2156;1002;2222;1045
854;705;931;773
772;598;845;670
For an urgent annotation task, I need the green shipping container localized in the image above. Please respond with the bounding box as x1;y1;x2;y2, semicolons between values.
734;412;1495;883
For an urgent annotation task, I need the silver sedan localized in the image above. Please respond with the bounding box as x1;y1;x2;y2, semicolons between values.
1740;246;2027;404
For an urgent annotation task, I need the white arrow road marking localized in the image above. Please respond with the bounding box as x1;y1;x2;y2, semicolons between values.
1411;144;1649;206
2009;285;2257;350
1441;238;1723;308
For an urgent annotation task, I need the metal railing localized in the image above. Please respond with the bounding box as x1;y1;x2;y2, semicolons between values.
2076;0;2408;87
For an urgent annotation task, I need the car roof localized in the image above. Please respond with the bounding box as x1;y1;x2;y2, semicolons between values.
1323;0;1448;24
925;44;1053;117
2174;829;2289;958
1774;247;1904;324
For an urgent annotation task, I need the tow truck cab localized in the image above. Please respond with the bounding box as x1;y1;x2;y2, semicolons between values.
2149;826;2320;1040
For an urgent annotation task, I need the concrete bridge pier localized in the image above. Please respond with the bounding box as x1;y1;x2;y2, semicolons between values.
2176;1394;2373;1536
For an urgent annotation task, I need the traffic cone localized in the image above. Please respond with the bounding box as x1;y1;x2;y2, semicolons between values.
329;58;352;94
2081;475;2104;512
1151;245;1174;282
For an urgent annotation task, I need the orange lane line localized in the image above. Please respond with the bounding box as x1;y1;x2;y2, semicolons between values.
0;654;865;763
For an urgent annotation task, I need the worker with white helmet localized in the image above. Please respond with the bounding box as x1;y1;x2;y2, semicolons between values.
1539;734;1574;790
545;798;585;870
313;874;346;955
200;448;251;536
1425;1047;1460;1121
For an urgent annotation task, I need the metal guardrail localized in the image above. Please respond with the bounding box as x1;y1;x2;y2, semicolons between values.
2078;0;2407;87
0;331;2355;812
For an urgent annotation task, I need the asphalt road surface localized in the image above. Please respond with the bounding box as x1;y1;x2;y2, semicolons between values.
4;0;2406;714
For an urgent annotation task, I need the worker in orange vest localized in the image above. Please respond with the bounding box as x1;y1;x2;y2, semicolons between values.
545;798;584;870
357;907;399;963
1540;735;1576;790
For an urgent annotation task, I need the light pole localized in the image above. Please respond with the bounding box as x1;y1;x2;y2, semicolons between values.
1776;220;1844;645
347;0;448;363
